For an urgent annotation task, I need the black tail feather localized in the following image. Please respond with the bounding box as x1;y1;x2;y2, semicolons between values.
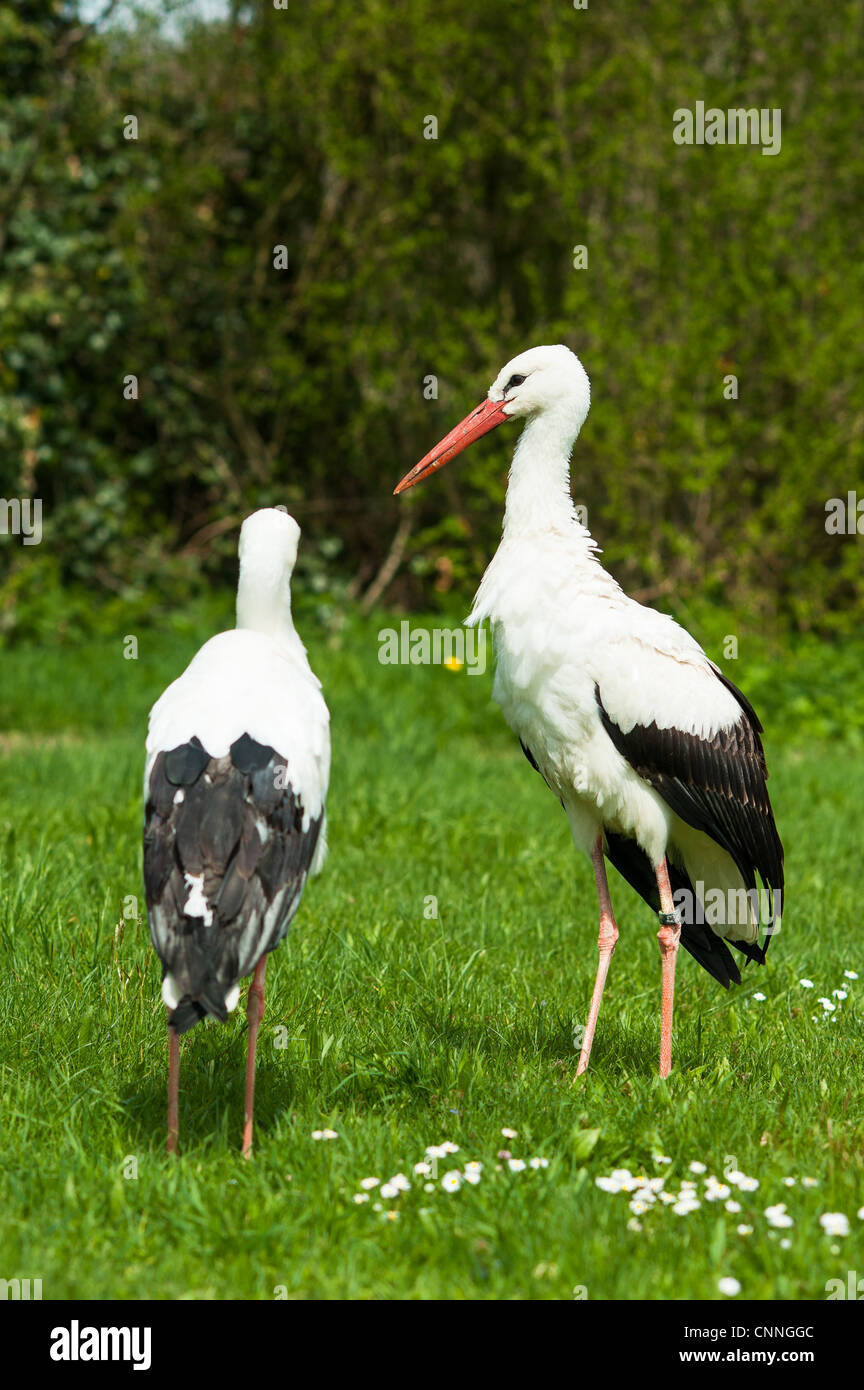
168;987;229;1035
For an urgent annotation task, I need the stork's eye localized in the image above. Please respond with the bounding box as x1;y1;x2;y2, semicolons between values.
505;374;526;392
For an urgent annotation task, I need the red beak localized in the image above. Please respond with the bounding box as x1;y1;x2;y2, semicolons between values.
393;396;511;495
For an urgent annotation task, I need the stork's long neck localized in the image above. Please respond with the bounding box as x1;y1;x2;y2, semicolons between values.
236;553;298;648
503;409;585;540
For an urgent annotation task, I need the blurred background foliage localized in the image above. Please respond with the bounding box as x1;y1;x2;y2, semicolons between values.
0;0;861;647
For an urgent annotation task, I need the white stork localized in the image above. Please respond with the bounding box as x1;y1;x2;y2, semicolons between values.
143;508;330;1154
394;345;784;1078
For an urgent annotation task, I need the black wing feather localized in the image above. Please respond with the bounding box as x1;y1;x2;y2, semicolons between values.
595;678;784;929
144;736;322;1034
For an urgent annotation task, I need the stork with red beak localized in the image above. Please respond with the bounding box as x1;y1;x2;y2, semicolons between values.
395;345;784;1078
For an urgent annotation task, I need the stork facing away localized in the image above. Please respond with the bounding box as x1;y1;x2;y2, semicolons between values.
395;345;784;1078
144;508;330;1153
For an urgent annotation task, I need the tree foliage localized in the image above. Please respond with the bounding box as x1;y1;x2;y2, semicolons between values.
1;0;862;640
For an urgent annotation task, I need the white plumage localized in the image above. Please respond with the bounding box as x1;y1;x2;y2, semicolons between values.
396;344;784;1077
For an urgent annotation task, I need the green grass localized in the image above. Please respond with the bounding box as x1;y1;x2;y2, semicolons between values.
1;614;862;1300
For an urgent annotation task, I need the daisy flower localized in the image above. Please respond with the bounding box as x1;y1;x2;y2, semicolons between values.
441;1171;462;1192
819;1212;850;1237
718;1277;741;1296
765;1203;794;1229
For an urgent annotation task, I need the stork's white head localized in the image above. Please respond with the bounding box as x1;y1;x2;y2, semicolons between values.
489;344;590;426
394;344;590;495
239;507;301;574
236;508;301;637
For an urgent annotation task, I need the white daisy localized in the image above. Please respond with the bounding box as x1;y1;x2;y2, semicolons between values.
441;1171;462;1192
718;1277;741;1296
765;1203;794;1229
595;1176;622;1193
819;1212;850;1237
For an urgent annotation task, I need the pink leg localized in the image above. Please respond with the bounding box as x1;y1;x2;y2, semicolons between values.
242;956;268;1158
575;835;620;1077
655;857;681;1079
167;1023;180;1155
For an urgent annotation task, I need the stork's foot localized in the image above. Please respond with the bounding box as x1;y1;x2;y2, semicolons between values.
242;956;268;1159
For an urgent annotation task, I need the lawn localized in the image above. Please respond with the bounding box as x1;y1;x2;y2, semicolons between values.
0;610;862;1300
